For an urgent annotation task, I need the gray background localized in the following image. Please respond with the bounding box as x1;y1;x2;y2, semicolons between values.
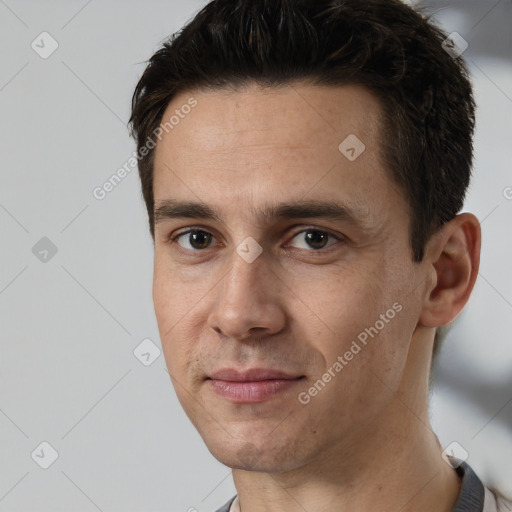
0;1;511;511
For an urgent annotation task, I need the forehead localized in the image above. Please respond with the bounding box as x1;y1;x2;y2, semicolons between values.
152;82;402;224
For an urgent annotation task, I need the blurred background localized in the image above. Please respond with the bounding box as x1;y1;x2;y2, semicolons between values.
0;0;511;510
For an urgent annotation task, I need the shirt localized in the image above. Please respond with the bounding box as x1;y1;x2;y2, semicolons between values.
213;461;512;512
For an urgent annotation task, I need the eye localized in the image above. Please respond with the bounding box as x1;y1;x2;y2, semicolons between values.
168;227;344;253
171;229;217;251
287;228;343;251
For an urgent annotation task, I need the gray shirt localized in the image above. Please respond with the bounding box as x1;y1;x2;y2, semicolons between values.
214;461;512;512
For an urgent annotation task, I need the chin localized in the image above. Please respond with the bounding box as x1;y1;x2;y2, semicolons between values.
204;435;308;473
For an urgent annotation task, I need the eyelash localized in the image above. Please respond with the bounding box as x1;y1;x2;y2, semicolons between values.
167;226;346;254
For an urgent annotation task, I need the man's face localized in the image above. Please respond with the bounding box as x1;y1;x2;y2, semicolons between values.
152;83;428;472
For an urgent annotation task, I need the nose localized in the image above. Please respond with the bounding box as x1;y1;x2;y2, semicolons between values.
206;247;286;341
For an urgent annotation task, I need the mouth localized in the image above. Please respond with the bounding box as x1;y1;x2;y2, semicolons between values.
206;368;306;403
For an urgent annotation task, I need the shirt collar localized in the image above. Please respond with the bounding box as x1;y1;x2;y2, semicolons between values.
450;460;485;512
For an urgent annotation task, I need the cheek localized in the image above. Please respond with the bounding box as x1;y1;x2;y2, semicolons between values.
152;253;203;329
152;260;198;375
283;261;389;339
285;260;410;384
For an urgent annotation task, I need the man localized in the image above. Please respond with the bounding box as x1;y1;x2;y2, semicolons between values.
128;1;512;511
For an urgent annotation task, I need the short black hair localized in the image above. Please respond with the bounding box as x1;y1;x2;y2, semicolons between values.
129;0;475;262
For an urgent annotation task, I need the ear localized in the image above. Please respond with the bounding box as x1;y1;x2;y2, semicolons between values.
419;213;481;328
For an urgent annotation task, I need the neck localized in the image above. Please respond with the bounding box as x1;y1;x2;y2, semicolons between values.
231;328;462;512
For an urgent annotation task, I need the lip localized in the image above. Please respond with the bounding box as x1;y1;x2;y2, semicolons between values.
208;368;302;381
207;368;305;403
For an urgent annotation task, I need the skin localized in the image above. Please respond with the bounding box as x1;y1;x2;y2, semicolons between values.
151;82;481;512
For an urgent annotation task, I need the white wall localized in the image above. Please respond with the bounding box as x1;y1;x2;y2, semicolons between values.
0;1;510;511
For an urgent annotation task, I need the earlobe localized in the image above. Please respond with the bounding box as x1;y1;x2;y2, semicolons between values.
419;213;481;328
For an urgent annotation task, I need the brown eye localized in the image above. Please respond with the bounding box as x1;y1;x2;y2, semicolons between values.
174;230;215;250
289;229;341;250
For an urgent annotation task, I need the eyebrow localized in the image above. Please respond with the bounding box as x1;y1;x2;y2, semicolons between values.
154;199;369;228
